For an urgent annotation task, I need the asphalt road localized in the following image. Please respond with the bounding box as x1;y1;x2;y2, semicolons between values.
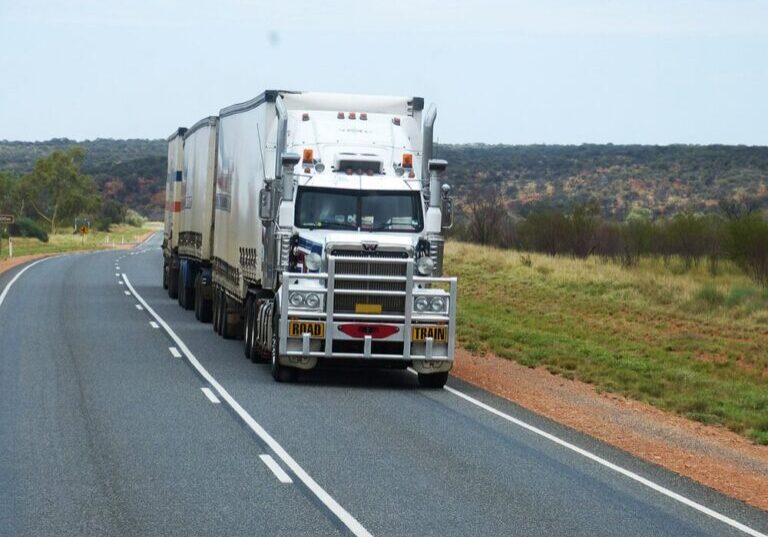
1;235;766;537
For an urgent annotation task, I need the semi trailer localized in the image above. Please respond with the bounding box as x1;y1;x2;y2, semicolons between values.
163;90;456;386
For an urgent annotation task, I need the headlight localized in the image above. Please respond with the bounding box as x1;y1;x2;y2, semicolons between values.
414;296;429;312
430;297;446;312
289;292;305;307
416;256;434;275
305;293;320;309
305;252;322;271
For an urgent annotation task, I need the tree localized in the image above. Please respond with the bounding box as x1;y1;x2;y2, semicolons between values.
18;147;99;234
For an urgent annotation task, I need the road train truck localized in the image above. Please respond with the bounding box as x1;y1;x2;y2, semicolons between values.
163;91;456;386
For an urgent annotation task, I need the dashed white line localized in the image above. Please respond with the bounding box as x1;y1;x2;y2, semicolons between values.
201;387;220;404
115;273;120;277
149;321;159;329
124;291;131;296
259;454;293;484
169;346;182;358
121;274;372;537
135;304;144;311
118;281;124;285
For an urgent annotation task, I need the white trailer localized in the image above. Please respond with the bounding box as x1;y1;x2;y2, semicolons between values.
174;116;218;318
163;127;186;297
167;90;456;387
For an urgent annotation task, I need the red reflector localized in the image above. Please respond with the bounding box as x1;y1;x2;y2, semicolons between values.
339;324;399;339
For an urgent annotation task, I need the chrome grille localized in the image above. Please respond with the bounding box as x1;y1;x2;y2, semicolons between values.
331;249;408;314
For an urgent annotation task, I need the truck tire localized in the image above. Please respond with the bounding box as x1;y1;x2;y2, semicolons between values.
168;264;179;300
162;262;169;289
213;289;221;334
195;274;212;323
271;318;298;383
417;371;449;389
244;296;254;359
177;269;185;308
179;269;194;311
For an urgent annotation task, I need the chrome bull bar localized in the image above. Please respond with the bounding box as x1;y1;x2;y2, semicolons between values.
280;255;457;362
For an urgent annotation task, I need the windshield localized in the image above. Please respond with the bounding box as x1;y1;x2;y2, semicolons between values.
295;187;423;232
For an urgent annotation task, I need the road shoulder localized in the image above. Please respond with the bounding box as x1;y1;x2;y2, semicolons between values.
452;347;768;512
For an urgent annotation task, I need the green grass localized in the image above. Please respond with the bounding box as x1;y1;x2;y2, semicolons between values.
0;223;160;261
445;242;768;444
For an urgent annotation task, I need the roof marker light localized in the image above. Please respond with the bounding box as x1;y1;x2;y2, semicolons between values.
302;148;314;163
348;112;356;120
360;113;368;120
337;112;344;119
302;113;310;121
392;117;401;126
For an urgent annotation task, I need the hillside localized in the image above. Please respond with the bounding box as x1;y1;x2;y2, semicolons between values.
2;139;768;220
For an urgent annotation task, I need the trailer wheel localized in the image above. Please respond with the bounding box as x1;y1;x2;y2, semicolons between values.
177;269;185;308
417;371;449;389
162;261;169;289
168;262;179;300
213;289;221;334
244;296;254;359
195;274;212;323
271;318;298;383
179;268;194;311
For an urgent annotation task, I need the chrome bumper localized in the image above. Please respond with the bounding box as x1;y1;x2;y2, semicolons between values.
280;256;457;362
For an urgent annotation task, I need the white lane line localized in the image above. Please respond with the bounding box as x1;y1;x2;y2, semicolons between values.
135;304;144;311
169;346;182;358
122;274;372;537
115;273;120;277
119;281;124;285
201;387;220;404
149;321;159;329
259;454;293;484
0;258;52;309
439;381;767;537
124;291;131;296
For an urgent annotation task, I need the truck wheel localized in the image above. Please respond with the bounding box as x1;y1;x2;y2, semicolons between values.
417;371;449;389
180;270;194;311
213;290;221;334
177;269;185;308
168;264;179;300
162;262;169;289
271;321;298;383
244;297;254;359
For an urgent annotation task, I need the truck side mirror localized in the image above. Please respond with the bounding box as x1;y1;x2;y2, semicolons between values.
259;188;273;221
441;183;453;229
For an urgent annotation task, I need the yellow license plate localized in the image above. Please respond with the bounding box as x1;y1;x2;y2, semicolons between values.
411;325;448;342
355;303;382;314
288;321;325;339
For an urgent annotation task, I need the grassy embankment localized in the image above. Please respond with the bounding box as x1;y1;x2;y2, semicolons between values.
445;241;768;444
0;223;160;261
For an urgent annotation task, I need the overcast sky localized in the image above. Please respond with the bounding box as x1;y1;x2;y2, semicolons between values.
1;0;766;144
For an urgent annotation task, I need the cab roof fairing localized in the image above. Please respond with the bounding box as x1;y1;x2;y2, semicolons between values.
285;110;422;180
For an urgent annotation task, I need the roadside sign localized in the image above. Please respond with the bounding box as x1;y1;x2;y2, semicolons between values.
0;214;14;225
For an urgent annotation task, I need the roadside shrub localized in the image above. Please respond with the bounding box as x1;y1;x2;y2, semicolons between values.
125;208;147;227
9;217;49;242
727;215;768;287
695;285;725;307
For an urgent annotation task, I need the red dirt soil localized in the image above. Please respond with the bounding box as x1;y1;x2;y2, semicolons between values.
452;348;768;512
